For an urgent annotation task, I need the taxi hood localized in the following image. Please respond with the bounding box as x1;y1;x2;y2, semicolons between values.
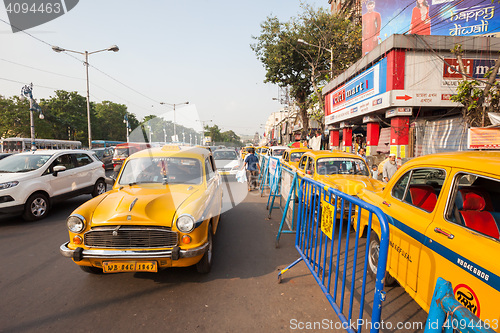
90;185;200;227
320;175;384;195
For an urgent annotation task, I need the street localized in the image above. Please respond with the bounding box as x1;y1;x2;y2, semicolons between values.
0;179;426;333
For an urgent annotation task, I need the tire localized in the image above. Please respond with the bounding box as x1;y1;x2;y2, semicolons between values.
367;231;396;286
79;265;103;274
92;179;106;197
196;225;213;273
22;193;49;221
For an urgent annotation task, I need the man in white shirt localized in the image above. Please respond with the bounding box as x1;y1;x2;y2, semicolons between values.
382;154;397;183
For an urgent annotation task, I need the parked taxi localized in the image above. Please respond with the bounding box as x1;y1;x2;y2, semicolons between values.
281;147;310;172
356;151;500;326
60;145;223;274
240;145;254;160
296;150;383;195
256;146;269;155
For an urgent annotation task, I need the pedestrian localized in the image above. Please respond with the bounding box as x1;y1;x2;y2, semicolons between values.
242;147;260;191
357;148;366;160
371;164;378;178
382;153;397;183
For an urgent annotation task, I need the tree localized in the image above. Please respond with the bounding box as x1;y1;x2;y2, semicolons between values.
251;5;361;136
451;44;500;127
93;101;138;141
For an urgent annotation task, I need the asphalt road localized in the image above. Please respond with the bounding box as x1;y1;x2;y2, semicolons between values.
0;179;426;333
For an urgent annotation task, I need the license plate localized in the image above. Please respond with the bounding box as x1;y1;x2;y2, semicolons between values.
102;261;157;273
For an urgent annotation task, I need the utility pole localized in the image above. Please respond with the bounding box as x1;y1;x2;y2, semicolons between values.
20;83;44;151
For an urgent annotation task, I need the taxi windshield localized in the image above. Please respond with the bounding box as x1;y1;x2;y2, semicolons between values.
213;151;238;160
118;157;202;185
316;157;369;176
0;154;51;173
272;149;285;157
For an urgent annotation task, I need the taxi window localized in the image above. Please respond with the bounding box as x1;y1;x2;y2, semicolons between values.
445;173;500;240
290;152;305;163
298;156;308;171
306;158;315;175
392;168;446;213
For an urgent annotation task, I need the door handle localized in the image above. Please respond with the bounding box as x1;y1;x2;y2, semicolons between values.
382;201;391;207
434;227;454;239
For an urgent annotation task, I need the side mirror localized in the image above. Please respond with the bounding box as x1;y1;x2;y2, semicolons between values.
105;176;115;186
53;165;66;176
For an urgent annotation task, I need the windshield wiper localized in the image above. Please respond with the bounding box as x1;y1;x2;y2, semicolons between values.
0;170;13;173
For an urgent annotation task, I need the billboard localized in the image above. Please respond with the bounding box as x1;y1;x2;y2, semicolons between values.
362;0;500;55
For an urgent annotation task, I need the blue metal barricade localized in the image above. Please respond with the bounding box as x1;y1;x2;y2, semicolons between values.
424;277;495;333
259;155;270;197
278;177;390;333
275;166;299;248
266;157;282;213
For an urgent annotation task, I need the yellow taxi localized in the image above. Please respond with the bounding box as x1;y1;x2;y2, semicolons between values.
256;146;269;155
296;150;383;195
281;147;310;173
356;151;500;326
60;146;223;274
240;145;254;160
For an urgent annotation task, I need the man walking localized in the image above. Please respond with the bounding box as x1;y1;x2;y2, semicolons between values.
243;147;260;191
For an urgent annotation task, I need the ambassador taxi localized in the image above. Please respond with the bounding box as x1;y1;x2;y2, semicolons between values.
356;151;500;326
296;150;383;195
281;147;310;173
60;145;223;274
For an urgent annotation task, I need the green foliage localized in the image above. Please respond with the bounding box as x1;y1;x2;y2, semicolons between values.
204;125;242;146
251;5;361;136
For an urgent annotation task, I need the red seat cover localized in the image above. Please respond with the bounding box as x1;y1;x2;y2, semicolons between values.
460;192;500;239
409;185;437;212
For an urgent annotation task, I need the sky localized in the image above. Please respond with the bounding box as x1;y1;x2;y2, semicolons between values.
0;0;328;137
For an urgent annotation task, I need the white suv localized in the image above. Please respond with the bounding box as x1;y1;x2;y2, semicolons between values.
0;150;106;221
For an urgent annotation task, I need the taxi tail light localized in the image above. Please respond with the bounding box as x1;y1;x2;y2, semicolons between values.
102;163;105;169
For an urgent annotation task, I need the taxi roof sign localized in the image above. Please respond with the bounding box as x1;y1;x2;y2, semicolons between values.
161;145;181;151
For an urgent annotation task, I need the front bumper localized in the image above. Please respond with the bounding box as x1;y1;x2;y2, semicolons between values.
59;242;209;261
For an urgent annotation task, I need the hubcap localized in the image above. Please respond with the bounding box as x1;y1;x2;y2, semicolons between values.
368;239;379;275
97;182;106;195
31;198;47;217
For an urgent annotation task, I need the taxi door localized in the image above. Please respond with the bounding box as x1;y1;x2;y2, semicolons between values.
419;169;500;323
377;166;450;294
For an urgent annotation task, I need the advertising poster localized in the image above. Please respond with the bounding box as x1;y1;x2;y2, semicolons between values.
362;0;500;55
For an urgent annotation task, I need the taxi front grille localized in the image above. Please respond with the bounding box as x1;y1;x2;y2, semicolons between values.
84;226;178;248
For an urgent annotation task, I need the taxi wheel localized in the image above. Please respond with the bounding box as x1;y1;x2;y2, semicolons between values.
80;265;103;274
22;193;49;221
367;231;396;286
92;179;106;197
196;225;213;273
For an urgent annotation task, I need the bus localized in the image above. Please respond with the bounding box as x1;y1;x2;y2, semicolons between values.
0;138;82;153
91;140;125;148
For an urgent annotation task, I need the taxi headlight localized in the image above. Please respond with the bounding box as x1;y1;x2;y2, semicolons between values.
0;181;19;190
176;214;195;233
67;214;86;233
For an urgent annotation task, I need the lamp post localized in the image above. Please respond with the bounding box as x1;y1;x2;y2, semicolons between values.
123;113;131;142
159;101;189;142
297;39;333;78
52;44;119;149
20;83;44;151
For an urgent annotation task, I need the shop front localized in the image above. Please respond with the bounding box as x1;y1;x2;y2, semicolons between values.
323;34;500;160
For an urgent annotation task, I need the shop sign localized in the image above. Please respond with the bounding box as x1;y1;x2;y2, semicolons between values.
468;127;500;149
385;107;412;118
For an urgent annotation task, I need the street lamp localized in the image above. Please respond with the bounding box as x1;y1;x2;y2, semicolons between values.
20;83;44;151
52;44;119;149
123;113;131;142
297;39;333;78
159;101;189;142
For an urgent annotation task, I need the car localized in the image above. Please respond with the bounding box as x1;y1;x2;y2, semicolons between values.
267;146;287;160
281;147;310;172
91;147;114;170
256;146;269;155
60;145;223;274
240;145;254;160
0;149;106;221
0;153;13;160
296;150;382;195
213;148;241;179
356;151;500;324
